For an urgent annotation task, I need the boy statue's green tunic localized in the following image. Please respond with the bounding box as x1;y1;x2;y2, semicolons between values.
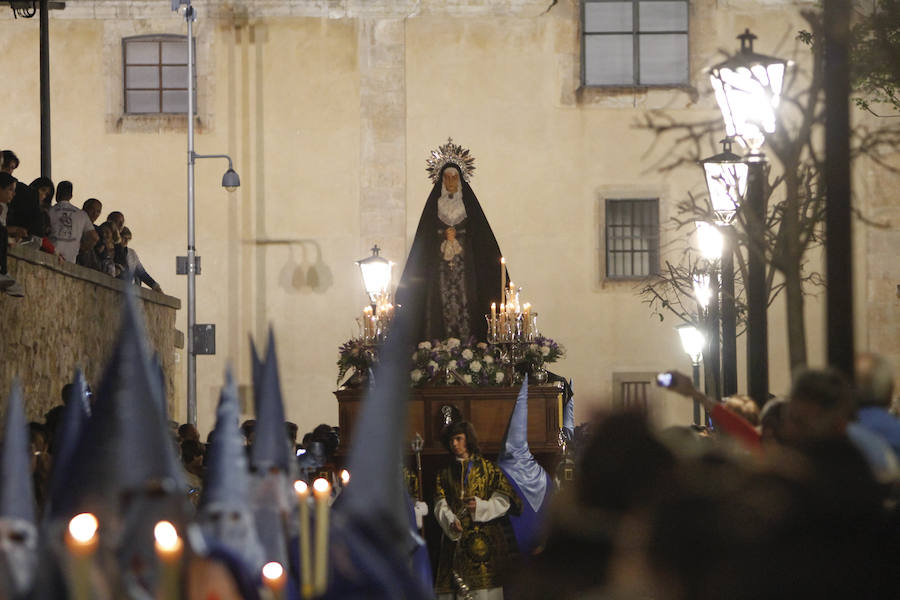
433;454;521;594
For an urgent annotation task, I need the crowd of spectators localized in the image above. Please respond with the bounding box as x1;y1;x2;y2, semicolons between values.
0;149;161;299
513;353;900;599
28;377;341;516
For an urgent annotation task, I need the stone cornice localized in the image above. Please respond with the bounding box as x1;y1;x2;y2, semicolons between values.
2;0;556;21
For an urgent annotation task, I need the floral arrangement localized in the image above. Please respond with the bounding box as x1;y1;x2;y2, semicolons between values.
338;335;565;388
410;338;506;387
336;338;377;386
522;335;566;369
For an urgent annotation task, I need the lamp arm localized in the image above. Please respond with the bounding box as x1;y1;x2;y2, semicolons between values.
190;152;234;170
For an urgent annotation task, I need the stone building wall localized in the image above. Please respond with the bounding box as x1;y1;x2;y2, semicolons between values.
0;247;181;421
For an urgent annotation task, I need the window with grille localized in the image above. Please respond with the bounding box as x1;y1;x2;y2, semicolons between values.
123;35;196;114
613;372;655;413
582;0;689;86
605;198;659;279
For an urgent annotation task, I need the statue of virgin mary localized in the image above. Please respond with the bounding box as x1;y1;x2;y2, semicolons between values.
396;139;507;344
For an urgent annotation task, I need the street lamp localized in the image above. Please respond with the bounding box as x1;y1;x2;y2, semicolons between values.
356;245;393;307
709;29;786;406
701;138;747;226
676;323;705;426
700;138;748;399
709;29;788;155
173;0;241;426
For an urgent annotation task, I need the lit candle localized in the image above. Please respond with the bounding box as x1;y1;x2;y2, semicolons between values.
523;303;531;336
312;478;331;596
500;257;506;303
65;513;98;600
490;302;497;339
262;561;287;600
294;481;314;599
154;521;183;600
558;391;564;428
340;469;350;486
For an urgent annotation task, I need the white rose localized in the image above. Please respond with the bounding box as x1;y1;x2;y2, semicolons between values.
495;372;505;383
529;344;539;352
411;352;419;360
462;349;474;360
411;369;423;382
476;342;488;350
418;341;432;350
463;374;473;384
428;360;439;371
448;360;458;370
541;346;550;356
447;338;461;348
484;355;494;364
470;361;482;373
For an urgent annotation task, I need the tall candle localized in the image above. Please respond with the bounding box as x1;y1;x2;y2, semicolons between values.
66;513;99;600
558;391;564;429
312;478;332;596
500;257;506;304
262;561;287;600
154;521;183;600
294;481;314;599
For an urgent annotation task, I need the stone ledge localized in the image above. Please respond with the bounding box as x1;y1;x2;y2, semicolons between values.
8;245;181;310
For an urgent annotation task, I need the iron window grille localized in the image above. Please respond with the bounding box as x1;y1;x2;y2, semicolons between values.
605;198;659;279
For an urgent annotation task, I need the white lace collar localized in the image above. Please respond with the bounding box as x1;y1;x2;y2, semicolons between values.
438;192;467;227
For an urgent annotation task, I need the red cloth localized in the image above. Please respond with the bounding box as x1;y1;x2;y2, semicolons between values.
712;404;762;451
40;237;55;254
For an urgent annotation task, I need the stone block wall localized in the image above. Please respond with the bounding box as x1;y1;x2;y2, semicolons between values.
0;246;181;421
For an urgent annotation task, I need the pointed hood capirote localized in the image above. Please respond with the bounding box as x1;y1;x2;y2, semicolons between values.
46;370;91;519
497;375;552;555
0;380;36;524
201;368;250;511
325;269;432;599
497;376;550;514
250;329;291;473
564;378;575;439
52;285;185;520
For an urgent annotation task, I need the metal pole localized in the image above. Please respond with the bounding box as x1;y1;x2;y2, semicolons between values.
692;362;701;425
39;0;51;178
186;3;197;426
720;226;737;397
707;269;721;427
746;160;769;406
824;0;854;381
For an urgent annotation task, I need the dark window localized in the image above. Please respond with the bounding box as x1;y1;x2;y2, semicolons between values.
605;198;659;279
613;372;656;413
582;0;688;86
123;35;196;114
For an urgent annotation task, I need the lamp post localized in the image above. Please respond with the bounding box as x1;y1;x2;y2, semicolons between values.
700;138;748;398
676;323;705;426
355;245;394;310
709;29;787;407
173;0;241;426
694;223;722;410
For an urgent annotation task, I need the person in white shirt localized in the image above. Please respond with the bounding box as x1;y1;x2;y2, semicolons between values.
48;181;93;263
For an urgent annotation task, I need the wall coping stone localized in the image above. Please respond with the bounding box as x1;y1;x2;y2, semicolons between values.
8;245;181;310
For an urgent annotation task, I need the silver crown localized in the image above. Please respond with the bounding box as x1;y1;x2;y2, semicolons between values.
426;137;476;184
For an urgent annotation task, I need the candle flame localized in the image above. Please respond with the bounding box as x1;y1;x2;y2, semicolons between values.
294;480;309;495
340;469;350;485
68;513;99;543
312;477;331;496
262;561;284;581
153;521;180;551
